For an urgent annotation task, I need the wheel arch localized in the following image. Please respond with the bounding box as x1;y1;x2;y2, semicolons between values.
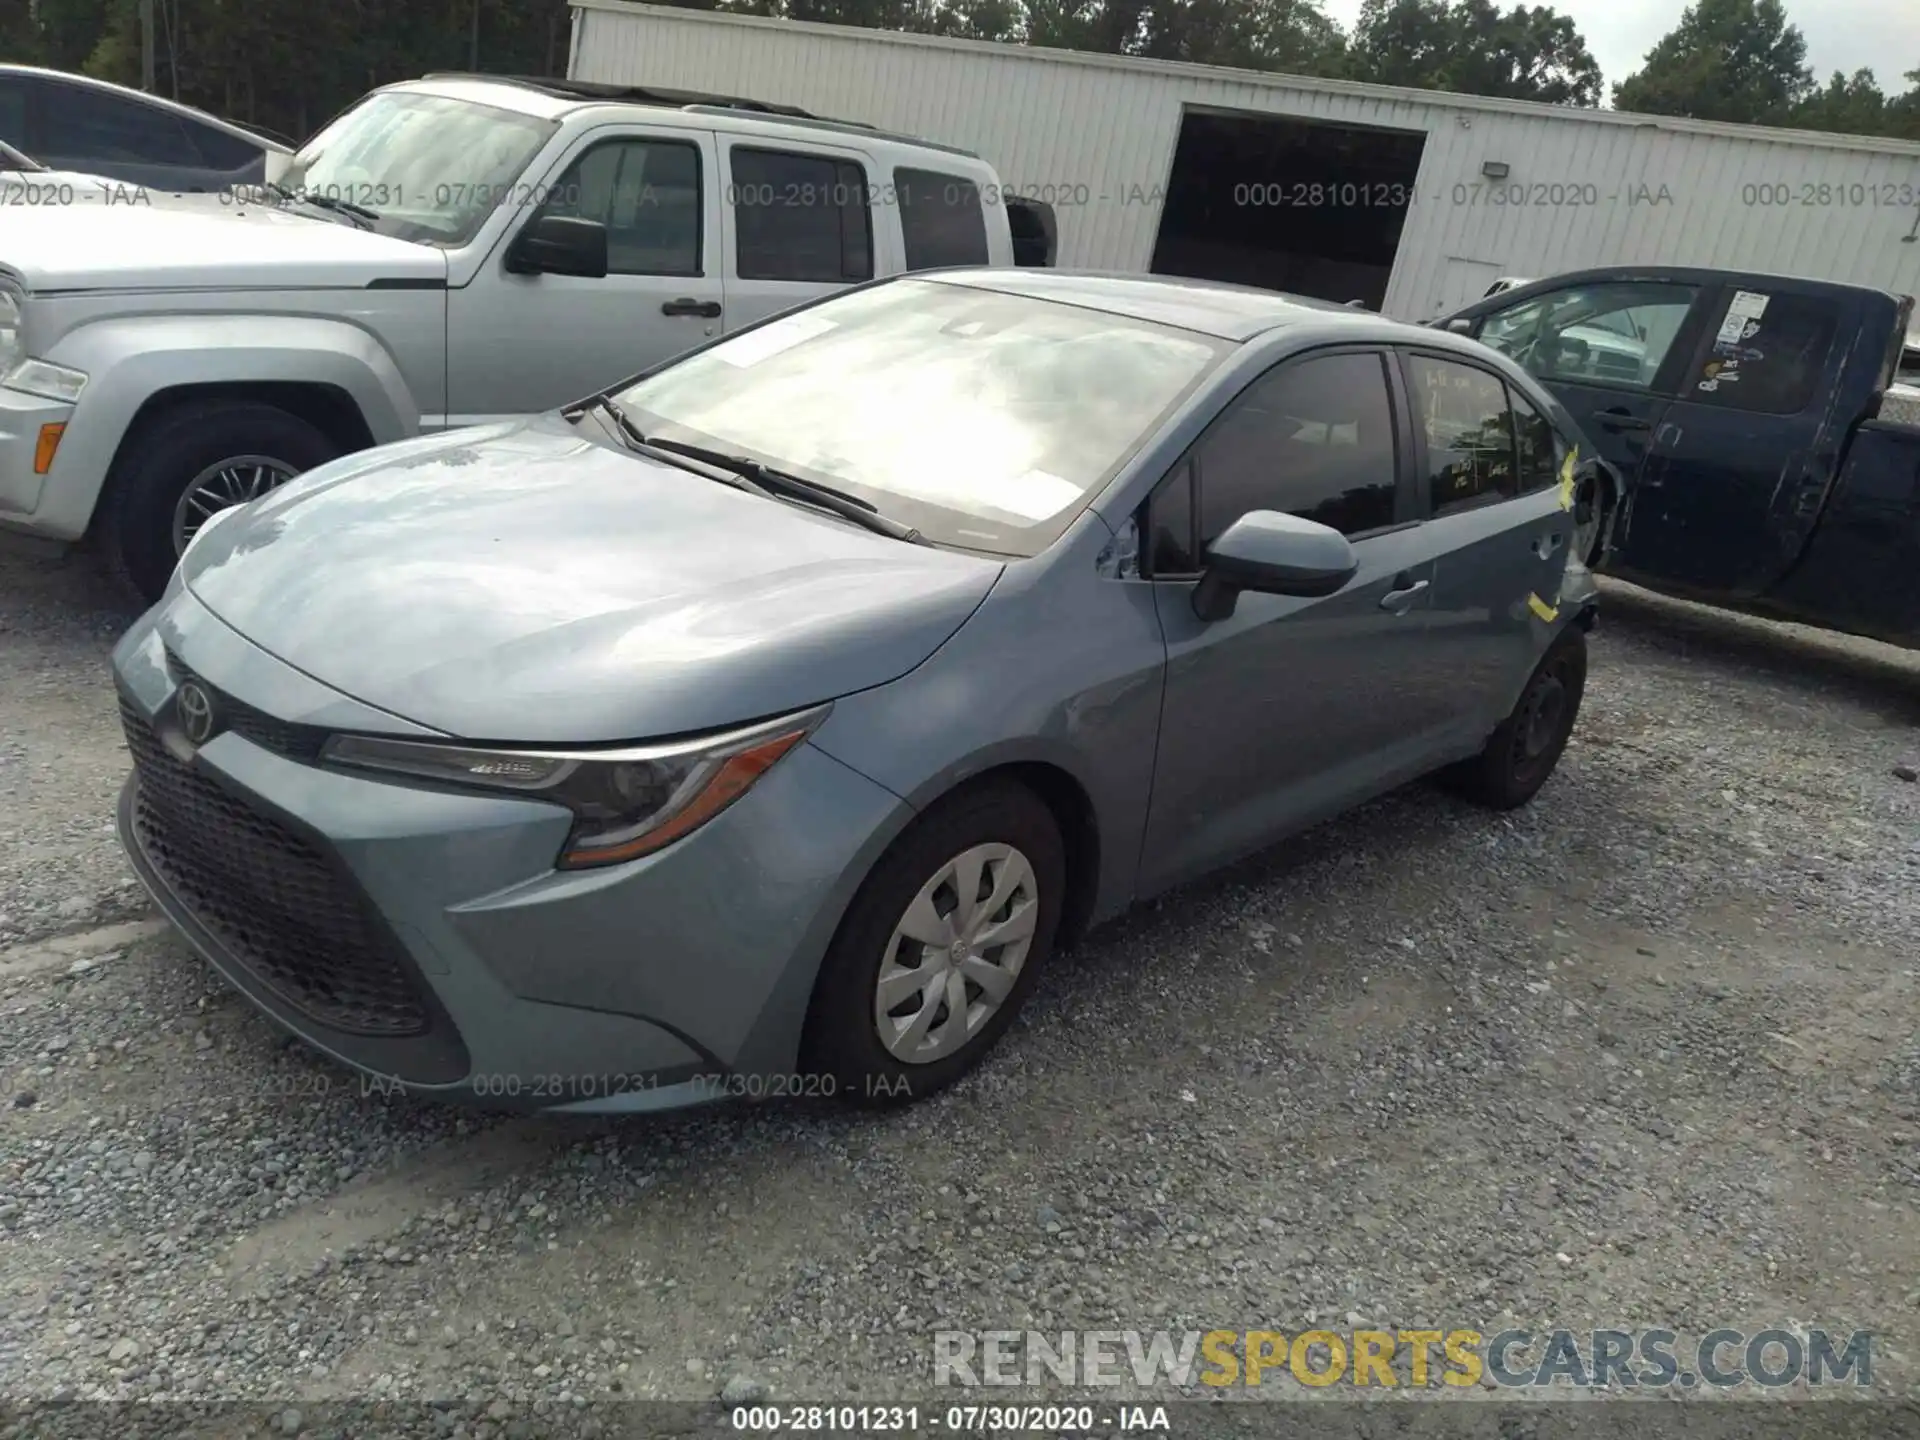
88;380;376;544
969;760;1102;951
34;312;419;541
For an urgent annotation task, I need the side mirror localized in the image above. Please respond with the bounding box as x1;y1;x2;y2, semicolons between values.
1191;511;1358;622
1444;317;1476;335
506;214;609;278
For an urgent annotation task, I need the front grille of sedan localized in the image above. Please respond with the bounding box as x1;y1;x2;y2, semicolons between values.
120;696;430;1037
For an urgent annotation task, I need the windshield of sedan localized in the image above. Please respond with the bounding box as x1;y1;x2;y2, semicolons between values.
273;91;558;247
610;279;1228;555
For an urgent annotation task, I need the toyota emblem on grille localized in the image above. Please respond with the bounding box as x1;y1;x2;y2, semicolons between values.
176;682;217;745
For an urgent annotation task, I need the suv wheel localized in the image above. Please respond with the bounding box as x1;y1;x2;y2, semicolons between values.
802;780;1065;1107
99;399;338;603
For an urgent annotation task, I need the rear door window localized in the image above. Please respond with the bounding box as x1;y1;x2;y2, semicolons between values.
1681;289;1841;415
1509;387;1565;494
729;146;872;284
1406;355;1516;516
894;166;990;269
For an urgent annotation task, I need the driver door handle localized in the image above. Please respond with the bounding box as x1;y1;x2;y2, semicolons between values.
1380;576;1429;613
1597;410;1651;433
1533;531;1565;559
662;297;723;318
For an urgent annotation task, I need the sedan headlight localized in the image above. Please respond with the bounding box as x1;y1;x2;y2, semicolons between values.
321;705;830;869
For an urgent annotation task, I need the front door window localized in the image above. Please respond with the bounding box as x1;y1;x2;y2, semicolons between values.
1478;282;1700;391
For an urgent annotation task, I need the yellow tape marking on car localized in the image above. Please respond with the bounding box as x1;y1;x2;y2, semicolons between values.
1528;593;1559;623
1557;446;1578;512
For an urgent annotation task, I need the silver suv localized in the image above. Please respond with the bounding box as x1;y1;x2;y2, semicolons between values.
0;74;1035;599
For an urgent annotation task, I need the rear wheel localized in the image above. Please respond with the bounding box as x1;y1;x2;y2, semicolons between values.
802;780;1065;1107
1445;627;1587;811
98;399;338;604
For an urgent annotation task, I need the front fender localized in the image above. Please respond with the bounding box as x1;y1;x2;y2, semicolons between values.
806;518;1168;930
33;313;423;540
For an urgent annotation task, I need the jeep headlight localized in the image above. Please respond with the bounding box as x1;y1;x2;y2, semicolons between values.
5;358;87;403
320;705;829;869
0;290;20;373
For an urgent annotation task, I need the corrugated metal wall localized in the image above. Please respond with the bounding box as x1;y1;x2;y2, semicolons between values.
570;0;1920;320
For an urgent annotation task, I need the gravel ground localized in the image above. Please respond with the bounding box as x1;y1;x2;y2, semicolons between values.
3;540;1920;1432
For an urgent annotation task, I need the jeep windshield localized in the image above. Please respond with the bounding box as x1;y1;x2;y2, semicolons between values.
271;91;558;248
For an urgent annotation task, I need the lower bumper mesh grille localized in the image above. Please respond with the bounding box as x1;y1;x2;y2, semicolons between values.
120;697;429;1037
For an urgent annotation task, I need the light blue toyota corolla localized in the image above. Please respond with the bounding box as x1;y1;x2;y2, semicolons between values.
111;271;1600;1113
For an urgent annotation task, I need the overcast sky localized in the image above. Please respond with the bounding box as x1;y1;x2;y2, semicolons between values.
1318;0;1917;101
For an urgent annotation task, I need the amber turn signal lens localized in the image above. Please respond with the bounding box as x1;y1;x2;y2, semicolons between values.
33;423;65;475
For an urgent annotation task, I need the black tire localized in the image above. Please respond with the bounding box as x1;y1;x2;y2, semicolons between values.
802;779;1065;1108
1447;627;1588;811
97;399;339;604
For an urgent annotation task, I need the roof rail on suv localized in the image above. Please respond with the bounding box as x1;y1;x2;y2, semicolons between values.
419;73;854;123
417;72;982;159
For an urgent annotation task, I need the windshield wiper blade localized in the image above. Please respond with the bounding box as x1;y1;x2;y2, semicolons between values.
575;395;775;494
621;427;923;545
266;182;378;226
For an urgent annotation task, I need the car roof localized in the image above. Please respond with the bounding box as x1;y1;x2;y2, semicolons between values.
922;269;1443;344
0;64;294;153
383;74;982;161
1468;263;1903;306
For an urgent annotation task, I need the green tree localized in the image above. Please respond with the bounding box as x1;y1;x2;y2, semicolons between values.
1612;0;1813;124
1792;69;1889;136
0;0;45;64
1886;69;1920;141
1020;0;1345;73
1347;0;1601;105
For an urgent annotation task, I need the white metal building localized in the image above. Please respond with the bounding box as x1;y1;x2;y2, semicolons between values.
566;0;1920;320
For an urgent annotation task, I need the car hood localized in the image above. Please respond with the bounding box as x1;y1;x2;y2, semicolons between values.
3;168;123;197
180;416;1006;743
0;193;444;292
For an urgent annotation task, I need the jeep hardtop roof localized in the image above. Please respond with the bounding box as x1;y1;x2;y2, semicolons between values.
412;72;981;160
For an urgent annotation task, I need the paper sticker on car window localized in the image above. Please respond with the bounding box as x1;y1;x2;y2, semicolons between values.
972;469;1084;522
714;313;836;368
1714;291;1769;346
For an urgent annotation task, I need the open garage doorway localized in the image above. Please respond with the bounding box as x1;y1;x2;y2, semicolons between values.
1150;108;1428;311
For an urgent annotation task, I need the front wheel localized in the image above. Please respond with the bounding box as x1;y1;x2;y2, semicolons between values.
98;399;338;603
802;780;1065;1107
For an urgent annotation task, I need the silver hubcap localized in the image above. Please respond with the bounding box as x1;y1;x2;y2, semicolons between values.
874;842;1039;1065
171;455;300;555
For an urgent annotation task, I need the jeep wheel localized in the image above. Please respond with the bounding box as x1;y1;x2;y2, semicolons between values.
100;400;338;604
